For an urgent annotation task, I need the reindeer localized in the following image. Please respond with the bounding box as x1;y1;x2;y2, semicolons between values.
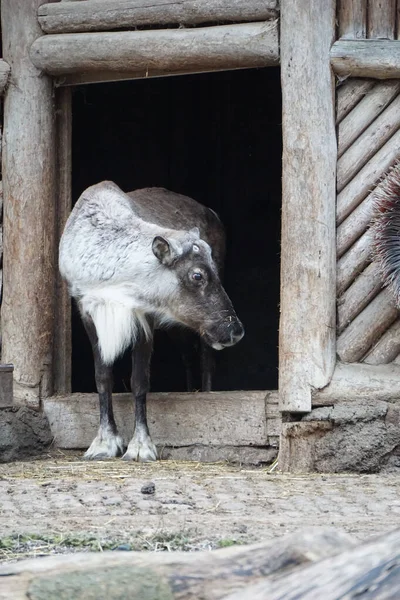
59;181;244;461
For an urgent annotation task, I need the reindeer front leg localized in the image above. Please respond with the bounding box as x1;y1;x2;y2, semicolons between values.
81;313;125;459
123;319;158;462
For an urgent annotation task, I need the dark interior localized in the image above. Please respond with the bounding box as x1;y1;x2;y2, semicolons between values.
71;67;282;393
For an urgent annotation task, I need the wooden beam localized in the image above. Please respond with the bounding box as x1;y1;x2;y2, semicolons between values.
368;0;396;40
44;391;280;462
0;528;355;600
279;0;336;413
364;318;400;365
331;40;400;78
1;0;57;407
336;79;374;124
337;262;382;334
38;0;279;34
313;362;400;404
0;60;10;95
337;230;373;296
29;22;279;86
338;0;366;40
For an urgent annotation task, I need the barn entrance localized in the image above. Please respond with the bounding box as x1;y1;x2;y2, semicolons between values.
71;68;282;394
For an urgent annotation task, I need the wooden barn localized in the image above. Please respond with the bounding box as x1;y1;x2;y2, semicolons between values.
1;0;400;471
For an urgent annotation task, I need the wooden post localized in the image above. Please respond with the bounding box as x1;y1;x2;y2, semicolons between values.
279;0;337;413
1;0;57;407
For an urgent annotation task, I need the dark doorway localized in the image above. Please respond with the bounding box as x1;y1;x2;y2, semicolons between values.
71;68;282;393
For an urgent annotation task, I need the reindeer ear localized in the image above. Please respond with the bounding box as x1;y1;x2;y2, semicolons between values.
152;236;181;266
189;227;200;238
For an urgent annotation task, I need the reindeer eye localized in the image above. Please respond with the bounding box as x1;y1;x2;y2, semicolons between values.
192;272;203;282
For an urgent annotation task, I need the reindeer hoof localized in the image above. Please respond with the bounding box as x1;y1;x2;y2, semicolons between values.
122;434;158;462
84;430;125;460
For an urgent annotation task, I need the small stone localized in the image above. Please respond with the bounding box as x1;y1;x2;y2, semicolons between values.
141;481;155;495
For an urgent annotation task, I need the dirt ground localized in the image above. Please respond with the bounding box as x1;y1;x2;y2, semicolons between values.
1;450;400;563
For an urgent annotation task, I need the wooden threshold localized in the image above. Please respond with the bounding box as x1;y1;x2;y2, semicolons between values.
44;390;280;464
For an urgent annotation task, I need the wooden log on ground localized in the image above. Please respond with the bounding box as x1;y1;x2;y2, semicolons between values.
338;0;366;40
368;0;396;40
331;40;400;79
225;529;400;600
337;127;400;223
44;391;280;462
279;0;336;413
364;318;400;364
337;231;373;296
54;88;72;394
313;362;400;404
337;80;400;158
337;288;398;363
0;528;356;600
1;0;57;407
0;60;10;95
336;189;375;257
336;79;374;124
30;22;279;86
337;92;400;192
38;0;279;34
337;262;382;334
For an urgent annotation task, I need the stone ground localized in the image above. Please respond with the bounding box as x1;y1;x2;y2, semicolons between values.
1;450;400;562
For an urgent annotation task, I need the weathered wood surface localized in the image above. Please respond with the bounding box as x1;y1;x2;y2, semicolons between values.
225;529;400;600
0;528;355;600
337;262;382;334
368;0;396;40
337;189;375;257
30;22;279;86
337;127;400;223
54;88;72;394
279;0;336;413
337;92;400;192
38;0;279;33
337;288;398;363
331;40;400;79
44;391;280;461
338;0;366;39
364;318;400;364
314;362;400;404
0;60;11;95
337;231;373;296
336;79;374;123
337;80;400;158
1;0;57;407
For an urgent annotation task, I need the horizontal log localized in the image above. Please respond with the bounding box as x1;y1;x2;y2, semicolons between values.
364;318;400;364
337;230;373;296
44;390;280;453
337;80;400;158
336;79;374;124
226;529;400;600
337;288;398;363
336;127;400;224
30;22;279;85
331;40;400;79
0;528;355;600
0;59;10;95
313;362;400;404
38;0;279;34
337;262;382;334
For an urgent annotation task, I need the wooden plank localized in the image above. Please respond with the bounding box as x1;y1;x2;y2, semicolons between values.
338;0;366;39
225;529;400;599
337;189;375;257
336;127;400;223
1;0;57;407
337;80;400;157
337;288;398;362
0;529;356;600
337;92;400;192
44;391;280;450
38;0;279;34
336;79;374;124
53;88;72;394
29;22;279;84
364;318;400;364
331;39;400;78
279;0;336;413
337;262;382;334
313;361;400;404
0;60;10;95
368;0;396;40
